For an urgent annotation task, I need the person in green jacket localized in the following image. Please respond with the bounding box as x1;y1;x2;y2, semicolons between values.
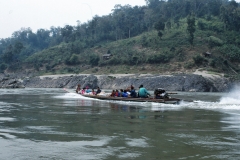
138;85;151;98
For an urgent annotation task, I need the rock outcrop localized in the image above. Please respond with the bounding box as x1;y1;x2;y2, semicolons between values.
0;77;25;88
0;73;234;92
95;74;231;92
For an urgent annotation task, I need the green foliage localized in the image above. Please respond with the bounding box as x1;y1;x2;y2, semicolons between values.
89;54;100;66
34;63;40;71
92;68;98;73
220;2;240;31
147;52;174;63
71;41;86;54
187;14;196;46
222;31;240;45
2;45;14;63
157;31;163;39
166;21;171;30
141;35;148;47
184;62;195;69
154;21;165;31
209;59;216;67
45;65;52;71
197;19;207;30
197;17;224;33
193;54;206;65
208;36;223;48
130;56;139;65
65;54;79;65
154;20;165;39
176;52;185;61
218;44;240;62
0;63;7;72
106;56;122;65
209;21;224;33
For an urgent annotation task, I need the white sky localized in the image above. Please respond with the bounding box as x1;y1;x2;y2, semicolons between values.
0;0;146;39
1;0;240;39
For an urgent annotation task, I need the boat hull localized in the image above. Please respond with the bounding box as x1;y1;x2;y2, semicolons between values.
82;94;181;104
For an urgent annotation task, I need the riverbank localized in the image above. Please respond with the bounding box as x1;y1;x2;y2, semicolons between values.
0;70;235;92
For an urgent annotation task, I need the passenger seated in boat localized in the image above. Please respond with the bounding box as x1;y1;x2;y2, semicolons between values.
122;90;129;97
81;88;86;94
119;89;124;97
76;84;81;93
110;90;116;97
126;84;134;92
95;87;101;95
130;86;137;98
115;90;120;97
85;86;92;93
91;89;96;95
138;85;151;98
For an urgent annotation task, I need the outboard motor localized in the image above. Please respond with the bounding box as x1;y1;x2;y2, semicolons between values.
154;88;169;99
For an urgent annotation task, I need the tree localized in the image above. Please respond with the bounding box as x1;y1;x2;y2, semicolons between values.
2;45;13;63
65;54;79;65
36;29;50;49
220;0;240;31
187;13;196;46
0;63;7;72
61;25;73;42
154;20;165;39
13;41;24;54
166;21;171;32
158;31;163;39
89;54;100;66
154;20;165;31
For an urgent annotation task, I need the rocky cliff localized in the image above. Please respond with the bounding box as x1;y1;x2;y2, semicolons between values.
0;73;233;92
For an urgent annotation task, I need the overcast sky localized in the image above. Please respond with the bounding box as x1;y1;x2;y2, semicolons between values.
0;0;146;39
1;0;240;39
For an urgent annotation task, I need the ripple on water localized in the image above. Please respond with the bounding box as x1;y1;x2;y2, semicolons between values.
0;117;16;122
0;132;17;139
0;135;143;159
125;137;149;148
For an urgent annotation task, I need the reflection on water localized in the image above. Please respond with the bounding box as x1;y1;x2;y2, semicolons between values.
0;88;240;159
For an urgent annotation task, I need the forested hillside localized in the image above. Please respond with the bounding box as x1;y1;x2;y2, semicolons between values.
1;0;240;78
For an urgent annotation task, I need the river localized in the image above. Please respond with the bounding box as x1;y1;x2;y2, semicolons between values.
0;88;240;160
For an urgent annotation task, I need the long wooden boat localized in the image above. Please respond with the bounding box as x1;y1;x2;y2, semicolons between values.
81;94;181;104
64;88;181;104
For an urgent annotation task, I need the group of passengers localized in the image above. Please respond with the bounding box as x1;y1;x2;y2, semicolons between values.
109;84;151;98
76;84;155;98
75;84;101;95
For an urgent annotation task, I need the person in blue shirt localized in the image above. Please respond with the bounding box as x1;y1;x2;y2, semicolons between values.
85;86;92;93
130;86;137;98
122;90;129;97
138;85;151;98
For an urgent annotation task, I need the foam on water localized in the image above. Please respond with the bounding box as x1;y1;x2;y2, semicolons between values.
0;117;16;122
220;86;240;105
177;85;240;112
55;92;96;100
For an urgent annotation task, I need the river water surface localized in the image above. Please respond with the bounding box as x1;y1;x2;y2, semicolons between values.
1;88;240;160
